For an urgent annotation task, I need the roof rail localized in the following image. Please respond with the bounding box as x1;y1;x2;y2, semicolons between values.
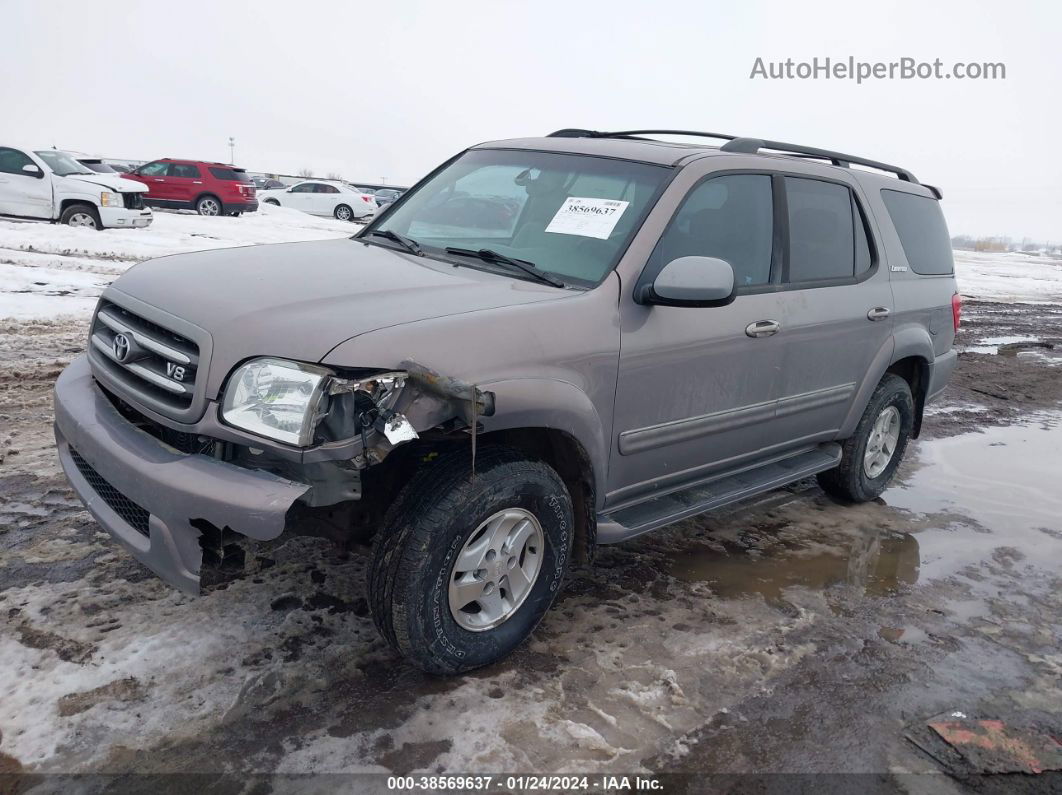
546;129;919;184
548;128;740;144
720;137;918;183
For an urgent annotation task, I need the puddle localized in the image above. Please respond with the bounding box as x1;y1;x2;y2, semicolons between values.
667;416;1062;602
669;530;919;602
962;335;1045;355
883;415;1062;580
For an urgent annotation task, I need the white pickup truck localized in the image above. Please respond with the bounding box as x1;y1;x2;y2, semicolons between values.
0;146;152;230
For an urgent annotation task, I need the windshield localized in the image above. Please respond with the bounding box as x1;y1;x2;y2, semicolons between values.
34;150;92;176
367;149;670;286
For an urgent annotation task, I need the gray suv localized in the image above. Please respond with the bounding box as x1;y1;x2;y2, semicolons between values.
53;129;959;674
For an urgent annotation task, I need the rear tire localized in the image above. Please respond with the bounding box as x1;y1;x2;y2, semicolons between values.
60;203;101;230
817;374;914;503
368;446;574;675
334;204;354;221
195;195;222;216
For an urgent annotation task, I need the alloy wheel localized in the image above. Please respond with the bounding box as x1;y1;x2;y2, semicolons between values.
448;508;544;632
68;212;97;228
864;405;901;478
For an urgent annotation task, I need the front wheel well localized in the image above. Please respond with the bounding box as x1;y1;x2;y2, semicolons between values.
353;428;596;563
886;356;930;437
480;427;596;564
59;198;96;214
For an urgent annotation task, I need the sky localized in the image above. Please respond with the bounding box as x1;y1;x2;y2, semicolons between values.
4;0;1059;240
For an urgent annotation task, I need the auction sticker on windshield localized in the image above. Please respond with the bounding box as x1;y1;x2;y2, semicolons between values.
545;197;629;239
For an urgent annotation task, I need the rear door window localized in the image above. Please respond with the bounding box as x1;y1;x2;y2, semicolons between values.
880;189;954;274
785;177;856;282
169;164;200;178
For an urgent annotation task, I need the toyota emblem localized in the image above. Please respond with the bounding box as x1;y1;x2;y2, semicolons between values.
112;333;131;362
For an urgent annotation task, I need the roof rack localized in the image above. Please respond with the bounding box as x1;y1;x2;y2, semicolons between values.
547;129;919;184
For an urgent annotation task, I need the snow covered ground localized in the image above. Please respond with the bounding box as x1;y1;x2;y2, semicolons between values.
0;205;359;320
0;210;1059;321
953;250;1062;304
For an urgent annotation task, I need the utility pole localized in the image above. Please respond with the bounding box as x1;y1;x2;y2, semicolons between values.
228;137;235;165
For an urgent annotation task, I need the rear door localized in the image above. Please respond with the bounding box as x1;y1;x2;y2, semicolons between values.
315;183;341;215
772;176;893;444
165;163;203;206
0;147;52;218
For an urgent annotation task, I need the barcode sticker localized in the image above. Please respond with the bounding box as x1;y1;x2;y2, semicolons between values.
545;197;630;240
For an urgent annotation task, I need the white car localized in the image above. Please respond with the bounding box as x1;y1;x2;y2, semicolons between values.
258;180;376;221
0;146;151;229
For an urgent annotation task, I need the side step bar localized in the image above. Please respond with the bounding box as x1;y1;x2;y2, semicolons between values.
596;443;842;544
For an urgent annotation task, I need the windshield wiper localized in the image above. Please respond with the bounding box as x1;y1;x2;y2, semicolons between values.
444;247;565;288
367;229;422;256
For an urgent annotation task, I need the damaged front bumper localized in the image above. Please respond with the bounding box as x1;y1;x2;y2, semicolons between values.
54;355;309;594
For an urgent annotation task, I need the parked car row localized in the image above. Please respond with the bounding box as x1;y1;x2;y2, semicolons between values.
0;144;394;229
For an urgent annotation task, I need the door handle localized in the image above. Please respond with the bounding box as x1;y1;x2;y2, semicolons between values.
745;319;780;338
193;181;202;184
867;307;891;321
153;178;165;182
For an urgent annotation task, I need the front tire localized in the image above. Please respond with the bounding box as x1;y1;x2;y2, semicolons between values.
60;203;101;230
334;204;354;221
368;446;574;675
264;198;280;206
817;374;914;502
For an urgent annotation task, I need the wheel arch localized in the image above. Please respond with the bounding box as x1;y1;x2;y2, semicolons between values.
59;198;97;215
840;328;934;439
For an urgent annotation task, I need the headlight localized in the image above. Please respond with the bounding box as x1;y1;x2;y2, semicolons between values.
221;358;332;446
221;358;410;447
100;191;124;207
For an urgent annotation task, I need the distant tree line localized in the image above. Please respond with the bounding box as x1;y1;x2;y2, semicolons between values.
952;234;1061;254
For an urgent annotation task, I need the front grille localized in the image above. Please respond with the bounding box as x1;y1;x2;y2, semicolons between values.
122;192;145;210
98;381;216;456
69;447;150;537
89;301;199;413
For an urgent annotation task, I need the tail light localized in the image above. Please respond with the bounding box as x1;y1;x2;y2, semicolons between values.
361;195;373;203
951;293;962;331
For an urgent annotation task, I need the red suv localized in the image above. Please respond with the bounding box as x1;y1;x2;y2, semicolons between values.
124;159;258;216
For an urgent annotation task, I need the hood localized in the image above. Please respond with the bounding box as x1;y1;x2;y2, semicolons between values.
107;238;568;394
64;173;147;193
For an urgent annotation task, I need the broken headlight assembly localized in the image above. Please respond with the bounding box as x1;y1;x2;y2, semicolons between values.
221;357;413;448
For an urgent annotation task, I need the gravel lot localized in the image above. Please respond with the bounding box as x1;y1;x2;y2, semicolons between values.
1;229;1060;789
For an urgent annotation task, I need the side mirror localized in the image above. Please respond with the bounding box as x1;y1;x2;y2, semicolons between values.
286;187;296;193
638;256;735;307
22;164;43;178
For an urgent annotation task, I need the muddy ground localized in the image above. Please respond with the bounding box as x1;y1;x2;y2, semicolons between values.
1;300;1060;792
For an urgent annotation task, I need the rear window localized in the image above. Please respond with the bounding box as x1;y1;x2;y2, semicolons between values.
880;190;953;275
209;166;249;181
